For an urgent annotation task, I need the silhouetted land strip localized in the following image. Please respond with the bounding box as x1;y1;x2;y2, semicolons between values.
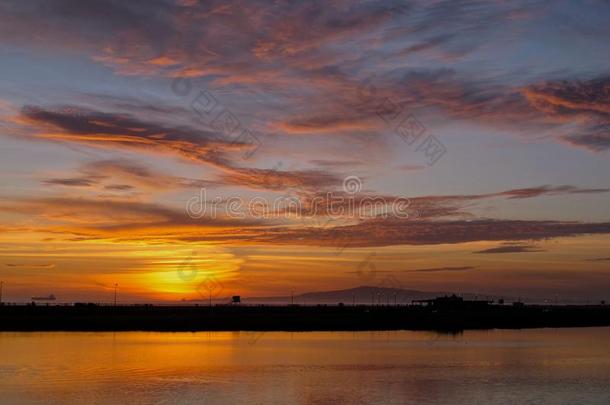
1;303;610;332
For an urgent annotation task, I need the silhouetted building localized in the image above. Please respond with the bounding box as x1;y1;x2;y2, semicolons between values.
412;295;491;309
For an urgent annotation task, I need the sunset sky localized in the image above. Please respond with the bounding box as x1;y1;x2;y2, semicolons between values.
1;0;609;303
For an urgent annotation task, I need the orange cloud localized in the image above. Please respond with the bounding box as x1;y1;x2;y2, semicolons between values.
523;77;610;151
42;159;218;194
2;185;610;248
16;105;342;191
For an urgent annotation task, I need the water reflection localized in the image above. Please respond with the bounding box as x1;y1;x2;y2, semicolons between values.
1;328;610;404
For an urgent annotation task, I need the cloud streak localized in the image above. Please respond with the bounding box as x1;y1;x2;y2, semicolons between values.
474;244;545;254
42;159;218;193
6;264;56;269
404;266;475;273
16;105;342;191
248;218;610;248
19;105;242;164
524;76;610;151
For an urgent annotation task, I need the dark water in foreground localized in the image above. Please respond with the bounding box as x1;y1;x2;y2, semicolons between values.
1;328;609;404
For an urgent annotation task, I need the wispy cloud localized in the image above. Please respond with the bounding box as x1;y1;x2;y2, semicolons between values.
406;185;610;220
524;76;610;151
474;244;545;254
6;263;56;269
221;167;341;191
42;178;98;188
18;105;243;164
249;218;610;248
42;159;218;193
17;106;341;191
403;266;475;273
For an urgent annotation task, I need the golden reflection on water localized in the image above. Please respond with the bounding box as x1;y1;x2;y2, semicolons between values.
1;328;610;404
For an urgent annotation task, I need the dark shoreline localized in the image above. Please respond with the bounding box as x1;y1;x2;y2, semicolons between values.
1;304;610;332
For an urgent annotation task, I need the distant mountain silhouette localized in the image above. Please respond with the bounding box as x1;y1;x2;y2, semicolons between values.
31;294;56;301
243;286;520;305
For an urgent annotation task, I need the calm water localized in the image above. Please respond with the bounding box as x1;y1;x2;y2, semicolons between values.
1;328;609;404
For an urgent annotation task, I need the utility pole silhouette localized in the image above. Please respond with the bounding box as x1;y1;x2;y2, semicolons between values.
0;281;3;304
113;283;118;306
